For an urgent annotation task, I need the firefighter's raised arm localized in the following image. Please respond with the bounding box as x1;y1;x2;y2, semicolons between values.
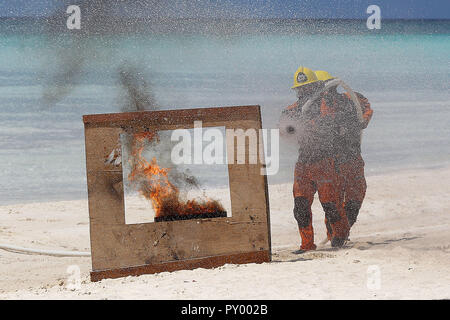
356;92;373;129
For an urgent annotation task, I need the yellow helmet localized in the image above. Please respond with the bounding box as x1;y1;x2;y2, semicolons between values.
292;66;318;89
314;70;335;81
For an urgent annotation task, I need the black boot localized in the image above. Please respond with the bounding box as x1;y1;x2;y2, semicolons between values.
345;200;362;227
331;237;347;248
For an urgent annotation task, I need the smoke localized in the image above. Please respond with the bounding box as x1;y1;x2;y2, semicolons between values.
118;63;158;112
114;63;198;193
40;0;150;107
114;62;200;197
41;50;85;106
40;1;220;212
40;0;318;107
40;5;97;106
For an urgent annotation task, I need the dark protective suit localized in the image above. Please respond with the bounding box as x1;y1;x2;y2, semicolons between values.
321;89;373;239
283;95;350;250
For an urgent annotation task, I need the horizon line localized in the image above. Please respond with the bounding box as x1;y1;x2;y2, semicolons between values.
1;16;449;21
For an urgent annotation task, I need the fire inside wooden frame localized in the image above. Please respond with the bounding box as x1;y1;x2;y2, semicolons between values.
83;105;271;281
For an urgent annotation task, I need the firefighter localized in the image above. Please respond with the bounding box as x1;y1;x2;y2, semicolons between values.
314;70;373;239
281;66;350;252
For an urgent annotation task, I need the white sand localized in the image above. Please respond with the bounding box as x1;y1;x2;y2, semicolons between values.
1;166;449;299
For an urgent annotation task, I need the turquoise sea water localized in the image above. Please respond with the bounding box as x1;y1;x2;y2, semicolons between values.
0;19;449;204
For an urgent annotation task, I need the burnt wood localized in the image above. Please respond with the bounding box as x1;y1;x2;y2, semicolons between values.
83;105;271;281
154;211;227;222
90;250;270;282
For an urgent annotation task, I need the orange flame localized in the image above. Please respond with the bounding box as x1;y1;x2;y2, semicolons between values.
128;131;225;219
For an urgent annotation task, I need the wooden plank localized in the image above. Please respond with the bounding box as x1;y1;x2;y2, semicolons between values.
90;218;269;270
84;127;123;173
83;105;261;128
87;171;125;225
258;106;272;256
90;250;271;282
83;105;271;279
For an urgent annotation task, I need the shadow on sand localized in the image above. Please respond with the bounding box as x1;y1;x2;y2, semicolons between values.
271;236;421;263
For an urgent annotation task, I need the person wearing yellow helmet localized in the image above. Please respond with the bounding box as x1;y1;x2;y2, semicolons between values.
281;66;350;252
290;66;323;100
292;66;320;89
314;70;335;82
313;70;374;242
282;67;324;120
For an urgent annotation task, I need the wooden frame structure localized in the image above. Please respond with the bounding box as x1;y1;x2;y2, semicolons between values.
83;105;271;281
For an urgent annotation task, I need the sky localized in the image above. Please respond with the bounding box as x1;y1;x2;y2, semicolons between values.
0;0;449;19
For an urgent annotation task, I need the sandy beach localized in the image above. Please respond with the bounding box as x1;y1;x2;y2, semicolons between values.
0;166;449;299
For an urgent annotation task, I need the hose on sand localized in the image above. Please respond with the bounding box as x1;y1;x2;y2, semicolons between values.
0;243;90;257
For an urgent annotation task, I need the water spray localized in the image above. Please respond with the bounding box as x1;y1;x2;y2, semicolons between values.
279;78;364;143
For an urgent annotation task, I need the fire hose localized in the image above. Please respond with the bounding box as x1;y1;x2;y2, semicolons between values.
301;78;363;121
279;78;364;142
0;243;90;257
